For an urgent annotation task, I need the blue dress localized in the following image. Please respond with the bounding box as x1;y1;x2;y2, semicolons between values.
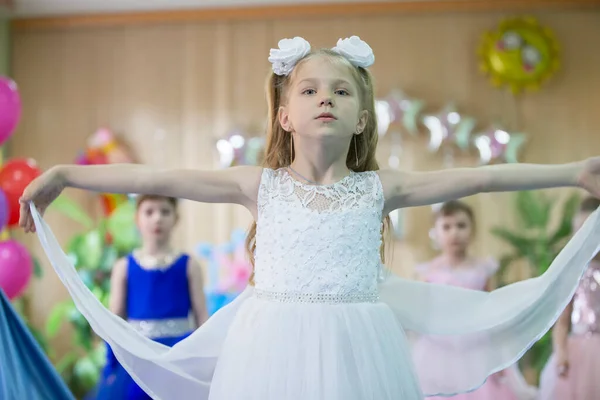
93;253;194;400
0;288;75;400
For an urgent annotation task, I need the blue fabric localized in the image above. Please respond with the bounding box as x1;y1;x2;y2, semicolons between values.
205;291;240;316
126;254;192;320
88;334;192;400
0;288;75;400
91;253;194;400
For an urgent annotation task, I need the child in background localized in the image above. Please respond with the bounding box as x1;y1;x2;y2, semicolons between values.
539;196;600;400
413;200;537;400
93;195;208;400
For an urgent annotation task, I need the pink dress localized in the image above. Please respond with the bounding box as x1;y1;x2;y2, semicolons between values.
539;260;600;399
413;257;538;400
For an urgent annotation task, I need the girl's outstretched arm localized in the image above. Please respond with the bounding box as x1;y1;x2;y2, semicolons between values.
19;164;263;232
379;157;600;213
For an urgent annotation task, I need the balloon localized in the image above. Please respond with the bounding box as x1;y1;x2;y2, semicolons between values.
196;229;251;294
230;229;247;245
90;128;134;164
76;128;135;166
196;243;219;292
245;137;265;166
385;90;425;135
0;77;22;146
205;291;239;316
0;189;9;231
0;158;42;194
0;239;33;300
478;17;560;94
216;130;265;168
375;100;393;137
0;158;42;227
100;193;128;216
473;125;527;164
422;104;476;152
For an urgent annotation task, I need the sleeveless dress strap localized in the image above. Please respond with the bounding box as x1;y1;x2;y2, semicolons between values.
257;168;274;217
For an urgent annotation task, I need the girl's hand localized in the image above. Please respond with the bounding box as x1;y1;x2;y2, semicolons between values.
19;166;66;233
577;156;600;198
555;351;569;378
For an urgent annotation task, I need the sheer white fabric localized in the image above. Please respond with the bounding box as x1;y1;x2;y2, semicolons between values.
30;168;600;399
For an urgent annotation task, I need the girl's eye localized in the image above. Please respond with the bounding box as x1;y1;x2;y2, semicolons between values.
302;89;316;95
335;89;349;96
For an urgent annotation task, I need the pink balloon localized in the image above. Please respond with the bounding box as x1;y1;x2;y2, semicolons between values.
0;77;22;146
0;240;33;300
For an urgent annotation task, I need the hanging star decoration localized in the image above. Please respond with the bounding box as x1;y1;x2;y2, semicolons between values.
216;129;265;168
422;104;476;152
385;90;425;135
473;125;527;164
375;100;393;137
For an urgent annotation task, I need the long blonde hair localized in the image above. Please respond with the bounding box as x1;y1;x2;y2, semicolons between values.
246;49;391;283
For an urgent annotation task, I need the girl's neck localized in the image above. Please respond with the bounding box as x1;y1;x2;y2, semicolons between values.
439;251;470;268
289;138;351;184
139;241;173;256
134;243;179;270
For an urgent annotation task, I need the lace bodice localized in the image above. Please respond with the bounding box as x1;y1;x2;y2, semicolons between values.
253;168;384;296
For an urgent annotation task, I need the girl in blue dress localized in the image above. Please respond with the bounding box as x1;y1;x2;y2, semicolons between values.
93;195;208;399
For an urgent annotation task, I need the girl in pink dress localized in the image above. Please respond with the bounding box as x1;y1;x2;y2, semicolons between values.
413;200;537;400
539;196;600;400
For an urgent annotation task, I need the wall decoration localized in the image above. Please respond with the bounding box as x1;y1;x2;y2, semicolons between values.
478;17;560;94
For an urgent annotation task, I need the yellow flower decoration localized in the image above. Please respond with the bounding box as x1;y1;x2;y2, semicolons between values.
478;17;560;94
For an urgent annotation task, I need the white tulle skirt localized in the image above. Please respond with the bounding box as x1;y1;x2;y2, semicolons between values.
208;297;422;399
30;204;600;400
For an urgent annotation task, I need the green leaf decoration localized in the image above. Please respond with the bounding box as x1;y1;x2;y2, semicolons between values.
48;194;94;229
107;201;140;252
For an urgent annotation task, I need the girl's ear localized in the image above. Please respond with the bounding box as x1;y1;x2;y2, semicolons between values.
279;106;293;132
356;110;368;134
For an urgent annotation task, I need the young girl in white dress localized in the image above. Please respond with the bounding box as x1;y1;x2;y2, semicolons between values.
18;36;600;400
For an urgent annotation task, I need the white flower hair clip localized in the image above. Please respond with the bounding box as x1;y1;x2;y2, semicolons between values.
268;35;375;76
331;36;375;69
268;37;312;76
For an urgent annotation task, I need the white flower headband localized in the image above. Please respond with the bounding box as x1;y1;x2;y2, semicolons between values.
268;35;375;76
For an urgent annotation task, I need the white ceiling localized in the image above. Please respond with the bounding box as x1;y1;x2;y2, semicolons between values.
11;0;405;17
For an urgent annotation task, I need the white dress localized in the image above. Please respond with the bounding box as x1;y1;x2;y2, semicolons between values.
31;168;600;400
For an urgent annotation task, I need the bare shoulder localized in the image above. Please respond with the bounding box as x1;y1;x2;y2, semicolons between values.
234;165;264;199
376;169;410;209
186;256;203;277
231;166;263;218
111;257;128;279
377;168;410;193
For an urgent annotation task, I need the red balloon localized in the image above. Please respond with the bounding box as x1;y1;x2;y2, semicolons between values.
0;158;42;227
